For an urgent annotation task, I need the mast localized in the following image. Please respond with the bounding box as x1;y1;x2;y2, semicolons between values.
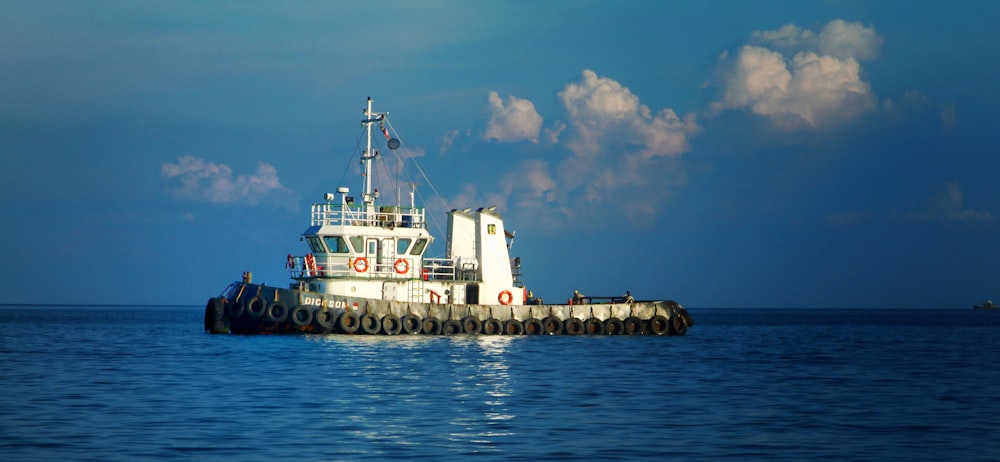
361;97;378;214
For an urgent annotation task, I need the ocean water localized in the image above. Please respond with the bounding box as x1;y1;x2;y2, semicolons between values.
1;306;998;461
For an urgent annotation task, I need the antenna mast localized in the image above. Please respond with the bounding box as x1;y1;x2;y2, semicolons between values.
361;97;378;213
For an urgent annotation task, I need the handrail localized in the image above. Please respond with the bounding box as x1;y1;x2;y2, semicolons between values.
288;254;470;283
572;296;639;304
310;203;426;229
422;257;456;281
288;254;421;280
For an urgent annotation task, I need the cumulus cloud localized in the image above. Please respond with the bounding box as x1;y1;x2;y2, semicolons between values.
439;129;459;154
750;24;817;54
751;19;882;61
715;19;881;128
818;19;882;61
161;155;294;208
496;160;575;229
907;182;994;223
560;70;697;159
472;70;697;227
483;91;543;143
542;121;567;145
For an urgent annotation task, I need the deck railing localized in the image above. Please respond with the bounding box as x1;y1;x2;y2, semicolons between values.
311;203;426;229
288;255;461;281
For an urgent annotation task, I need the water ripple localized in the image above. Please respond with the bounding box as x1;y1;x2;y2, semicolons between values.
2;307;1000;460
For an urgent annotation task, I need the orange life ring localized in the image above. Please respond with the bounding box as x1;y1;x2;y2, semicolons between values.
498;290;513;305
353;257;369;273
286;254;295;269
394;258;409;274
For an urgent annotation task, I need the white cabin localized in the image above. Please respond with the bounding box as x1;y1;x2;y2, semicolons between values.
286;98;525;307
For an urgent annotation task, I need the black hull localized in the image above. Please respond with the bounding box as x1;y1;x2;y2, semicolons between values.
205;282;692;336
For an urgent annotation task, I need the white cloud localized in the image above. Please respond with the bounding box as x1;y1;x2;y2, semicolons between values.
161;155;294;208
543;121;567;145
715;20;880;128
483;91;543;143
559;70;697;160
475;70;697;228
751;24;817;54
497;160;575;229
751;20;881;61
818;19;882;61
439;129;459;154
908;182;994;222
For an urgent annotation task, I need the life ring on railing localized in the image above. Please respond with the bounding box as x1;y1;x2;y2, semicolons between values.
304;253;317;275
394;258;409;274
286;254;295;270
498;290;513;305
353;257;369;273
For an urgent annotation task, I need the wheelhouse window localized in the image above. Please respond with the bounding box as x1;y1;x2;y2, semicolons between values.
349;236;364;253
305;236;326;253
323;236;350;253
410;238;428;256
397;238;411;255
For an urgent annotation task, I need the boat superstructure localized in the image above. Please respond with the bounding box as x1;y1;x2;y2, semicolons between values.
205;97;692;336
974;300;996;310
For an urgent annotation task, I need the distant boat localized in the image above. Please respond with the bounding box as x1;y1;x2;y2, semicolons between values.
973;300;996;310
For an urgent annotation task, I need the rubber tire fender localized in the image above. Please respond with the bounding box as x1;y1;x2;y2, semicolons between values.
542;316;564;335
442;319;463;335
482;318;502;335
381;314;402;335
461;316;482;335
584;318;605;335
623;316;642;335
564;317;584;335
204;297;229;334
671;315;688;336
338;311;360;334
523;318;543;335
422;317;442;335
226;299;245;319
265;301;289;323
246;296;266;319
314;309;336;333
360;313;380;334
679;308;695;328
288;305;313;327
648;315;669;335
504;319;524;335
401;314;421;334
604;318;624;335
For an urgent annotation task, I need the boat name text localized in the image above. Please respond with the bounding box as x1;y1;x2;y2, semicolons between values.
303;297;346;309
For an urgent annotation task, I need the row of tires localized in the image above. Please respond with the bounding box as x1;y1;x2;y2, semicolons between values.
207;297;688;335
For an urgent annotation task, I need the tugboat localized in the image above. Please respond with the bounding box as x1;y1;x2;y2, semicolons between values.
204;98;693;336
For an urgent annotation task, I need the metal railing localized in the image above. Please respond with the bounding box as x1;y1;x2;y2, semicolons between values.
422;258;457;281
287;254;464;281
287;254;474;283
310;204;426;229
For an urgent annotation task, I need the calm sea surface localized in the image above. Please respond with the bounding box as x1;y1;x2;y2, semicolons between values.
1;306;998;461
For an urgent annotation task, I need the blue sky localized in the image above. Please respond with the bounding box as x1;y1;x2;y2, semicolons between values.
2;1;998;308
